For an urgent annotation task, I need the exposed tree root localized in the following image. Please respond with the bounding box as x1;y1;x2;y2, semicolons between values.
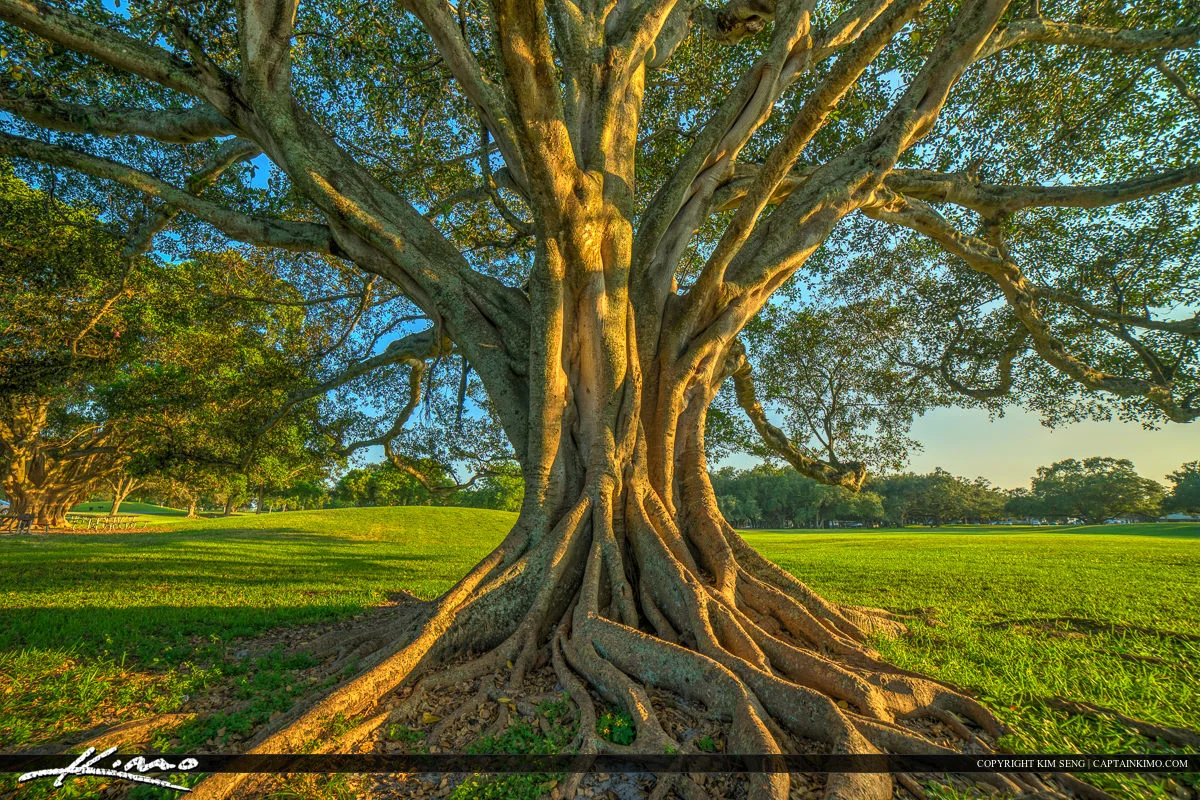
185;486;1114;800
989;617;1200;644
30;713;197;755
1043;697;1200;748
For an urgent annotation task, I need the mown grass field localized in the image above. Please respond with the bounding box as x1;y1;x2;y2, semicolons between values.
1;509;1197;799
70;501;188;516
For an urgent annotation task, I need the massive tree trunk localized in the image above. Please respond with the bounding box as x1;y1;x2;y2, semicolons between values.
0;398;118;528
191;267;1022;800
182;4;1051;789
3;481;88;529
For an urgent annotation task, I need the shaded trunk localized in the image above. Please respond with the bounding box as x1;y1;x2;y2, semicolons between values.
108;474;139;517
4;484;85;529
1;397;121;528
223;497;236;516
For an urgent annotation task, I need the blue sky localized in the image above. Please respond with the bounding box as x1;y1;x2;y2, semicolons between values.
904;407;1199;489
718;406;1197;490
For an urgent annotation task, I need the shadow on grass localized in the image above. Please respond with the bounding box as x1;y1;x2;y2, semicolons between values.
0;528;448;582
0;603;369;660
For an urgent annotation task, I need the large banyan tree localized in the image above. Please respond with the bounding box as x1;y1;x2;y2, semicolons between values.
2;0;1198;796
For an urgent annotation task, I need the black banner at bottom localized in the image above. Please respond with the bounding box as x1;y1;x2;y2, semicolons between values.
3;752;1197;776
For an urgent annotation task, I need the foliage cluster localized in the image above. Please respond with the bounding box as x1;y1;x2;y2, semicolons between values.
715;457;1185;528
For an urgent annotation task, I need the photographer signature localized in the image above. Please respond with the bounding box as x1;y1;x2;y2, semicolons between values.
18;746;198;792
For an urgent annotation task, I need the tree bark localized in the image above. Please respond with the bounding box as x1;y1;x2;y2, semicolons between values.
0;399;121;528
189;270;1014;800
108;474;139;517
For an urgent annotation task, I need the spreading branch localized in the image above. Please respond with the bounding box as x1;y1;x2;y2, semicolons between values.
980;18;1200;60
0;131;338;254
863;187;1200;422
0;94;236;144
886;165;1200;215
0;0;232;108
727;340;868;490
256;325;451;440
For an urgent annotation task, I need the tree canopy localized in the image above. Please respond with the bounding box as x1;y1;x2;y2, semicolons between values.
1165;460;1200;515
2;0;1197;797
1011;455;1166;523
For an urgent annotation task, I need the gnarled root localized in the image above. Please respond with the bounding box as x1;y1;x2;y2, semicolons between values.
185;488;1107;800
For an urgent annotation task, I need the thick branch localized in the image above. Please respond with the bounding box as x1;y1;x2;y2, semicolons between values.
886;165;1200;215
402;0;528;193
0;132;337;254
0;94;236;144
691;0;925;300
980;18;1200;60
1033;286;1200;337
635;0;828;301
0;0;228;106
863;188;1200;421
727;340;867;490
712;0;1009;305
492;0;577;216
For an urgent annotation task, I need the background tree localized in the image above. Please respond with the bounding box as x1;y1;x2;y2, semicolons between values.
452;461;527;512
0;165;180;525
334;461;444;507
873;470;1006;525
2;0;1198;797
1023;457;1164;523
712;465;886;528
1164;461;1200;515
739;302;934;474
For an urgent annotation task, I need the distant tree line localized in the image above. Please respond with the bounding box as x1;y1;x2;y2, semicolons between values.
94;459;526;516
713;457;1197;529
329;461;523;512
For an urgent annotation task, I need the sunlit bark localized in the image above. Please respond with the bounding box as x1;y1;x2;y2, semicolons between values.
2;0;1197;796
0;398;121;527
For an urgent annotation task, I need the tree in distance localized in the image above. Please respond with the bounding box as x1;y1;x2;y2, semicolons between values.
1164;461;1200;516
1007;456;1164;524
1;0;1198;797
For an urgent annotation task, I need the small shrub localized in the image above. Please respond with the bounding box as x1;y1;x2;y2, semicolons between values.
384;723;425;743
597;710;635;745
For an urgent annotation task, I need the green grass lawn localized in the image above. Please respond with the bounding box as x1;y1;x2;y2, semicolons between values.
70;500;189;517
1;511;1196;799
